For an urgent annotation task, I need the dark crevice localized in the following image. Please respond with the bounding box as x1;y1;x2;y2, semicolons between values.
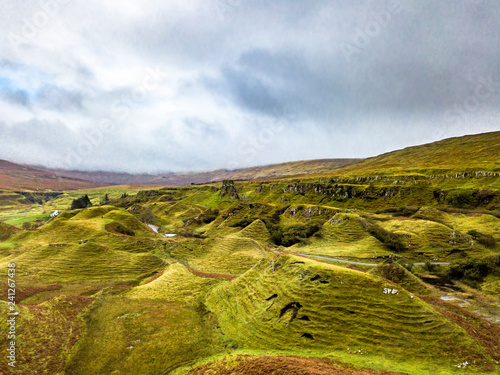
298;315;311;321
337;308;355;315
291;262;305;265
279;302;303;323
302;333;314;340
266;294;278;301
311;275;329;284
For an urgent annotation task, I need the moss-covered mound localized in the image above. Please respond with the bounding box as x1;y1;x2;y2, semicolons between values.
369;261;434;295
234;219;271;243
207;255;490;364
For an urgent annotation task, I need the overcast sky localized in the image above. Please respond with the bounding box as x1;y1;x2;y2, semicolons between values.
0;0;499;173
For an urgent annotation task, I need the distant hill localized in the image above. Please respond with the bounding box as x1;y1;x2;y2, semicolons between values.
323;131;500;176
1;131;498;191
0;160;103;191
44;159;359;187
0;158;358;191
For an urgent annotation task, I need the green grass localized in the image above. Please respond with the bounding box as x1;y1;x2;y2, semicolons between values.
313;131;500;176
64;296;226;375
369;261;435;295
0;241;166;287
292;213;392;259
188;236;268;275
1;132;500;374
206;255;494;370
0;295;92;375
127;263;225;305
233;219;271;243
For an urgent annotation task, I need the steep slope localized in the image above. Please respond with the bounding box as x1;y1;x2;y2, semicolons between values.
315;131;500;176
207;255;492;366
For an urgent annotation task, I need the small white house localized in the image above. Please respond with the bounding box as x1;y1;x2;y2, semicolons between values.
50;211;61;218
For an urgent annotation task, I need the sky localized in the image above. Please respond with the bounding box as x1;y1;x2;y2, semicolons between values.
0;0;499;174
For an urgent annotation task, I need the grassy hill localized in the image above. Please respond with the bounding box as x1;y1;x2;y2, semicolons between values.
206;255;488;363
310;131;500;177
1;132;500;374
46;158;359;186
0;160;102;191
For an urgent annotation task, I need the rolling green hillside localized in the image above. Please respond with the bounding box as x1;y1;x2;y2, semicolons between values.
317;131;500;176
206;255;488;364
1;133;500;374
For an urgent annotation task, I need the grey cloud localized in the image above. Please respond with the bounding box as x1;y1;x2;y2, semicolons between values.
0;87;30;107
0;0;499;173
35;84;84;112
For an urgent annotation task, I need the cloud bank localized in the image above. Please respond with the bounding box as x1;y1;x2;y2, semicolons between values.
0;0;499;173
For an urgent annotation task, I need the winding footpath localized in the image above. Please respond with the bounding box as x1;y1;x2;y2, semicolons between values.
275;252;450;267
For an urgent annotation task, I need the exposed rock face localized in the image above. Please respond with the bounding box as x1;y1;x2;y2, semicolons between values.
219;180;240;200
285;206;336;218
136;190;159;198
255;185;265;193
433;190;448;203
282;182;399;201
129;205;141;212
14;191;63;204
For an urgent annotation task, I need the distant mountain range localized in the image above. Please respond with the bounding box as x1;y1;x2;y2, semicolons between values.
0;160;103;191
1;131;498;191
0;158;359;191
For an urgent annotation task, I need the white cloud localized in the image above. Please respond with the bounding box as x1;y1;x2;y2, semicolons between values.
0;0;499;173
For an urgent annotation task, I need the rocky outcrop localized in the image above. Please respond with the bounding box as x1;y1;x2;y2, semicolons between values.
282;182;399;201
219;180;240;200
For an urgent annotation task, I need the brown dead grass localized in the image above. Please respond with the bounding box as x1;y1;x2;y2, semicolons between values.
0;295;94;375
186;266;237;281
422;296;500;363
0;160;102;191
142;269;167;284
347;264;367;272
1;284;62;303
104;222;135;237
187;355;408;375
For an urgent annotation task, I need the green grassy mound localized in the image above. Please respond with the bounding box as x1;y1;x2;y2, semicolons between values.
206;255;491;366
451;213;500;244
411;207;455;228
294;213;391;259
378;218;473;259
234;219;271;243
64;296;224;375
7;206;164;257
189;236;267;275
369;262;434;295
0;241;166;286
70;206;117;220
127;263;224;305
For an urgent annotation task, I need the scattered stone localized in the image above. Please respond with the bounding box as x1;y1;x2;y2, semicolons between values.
383;288;399;295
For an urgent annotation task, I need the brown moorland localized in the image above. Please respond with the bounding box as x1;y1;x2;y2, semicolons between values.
187;355;408;375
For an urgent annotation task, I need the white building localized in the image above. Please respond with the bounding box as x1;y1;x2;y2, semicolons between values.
50;211;61;218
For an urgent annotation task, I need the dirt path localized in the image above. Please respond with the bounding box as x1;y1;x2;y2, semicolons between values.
276;252;451;267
